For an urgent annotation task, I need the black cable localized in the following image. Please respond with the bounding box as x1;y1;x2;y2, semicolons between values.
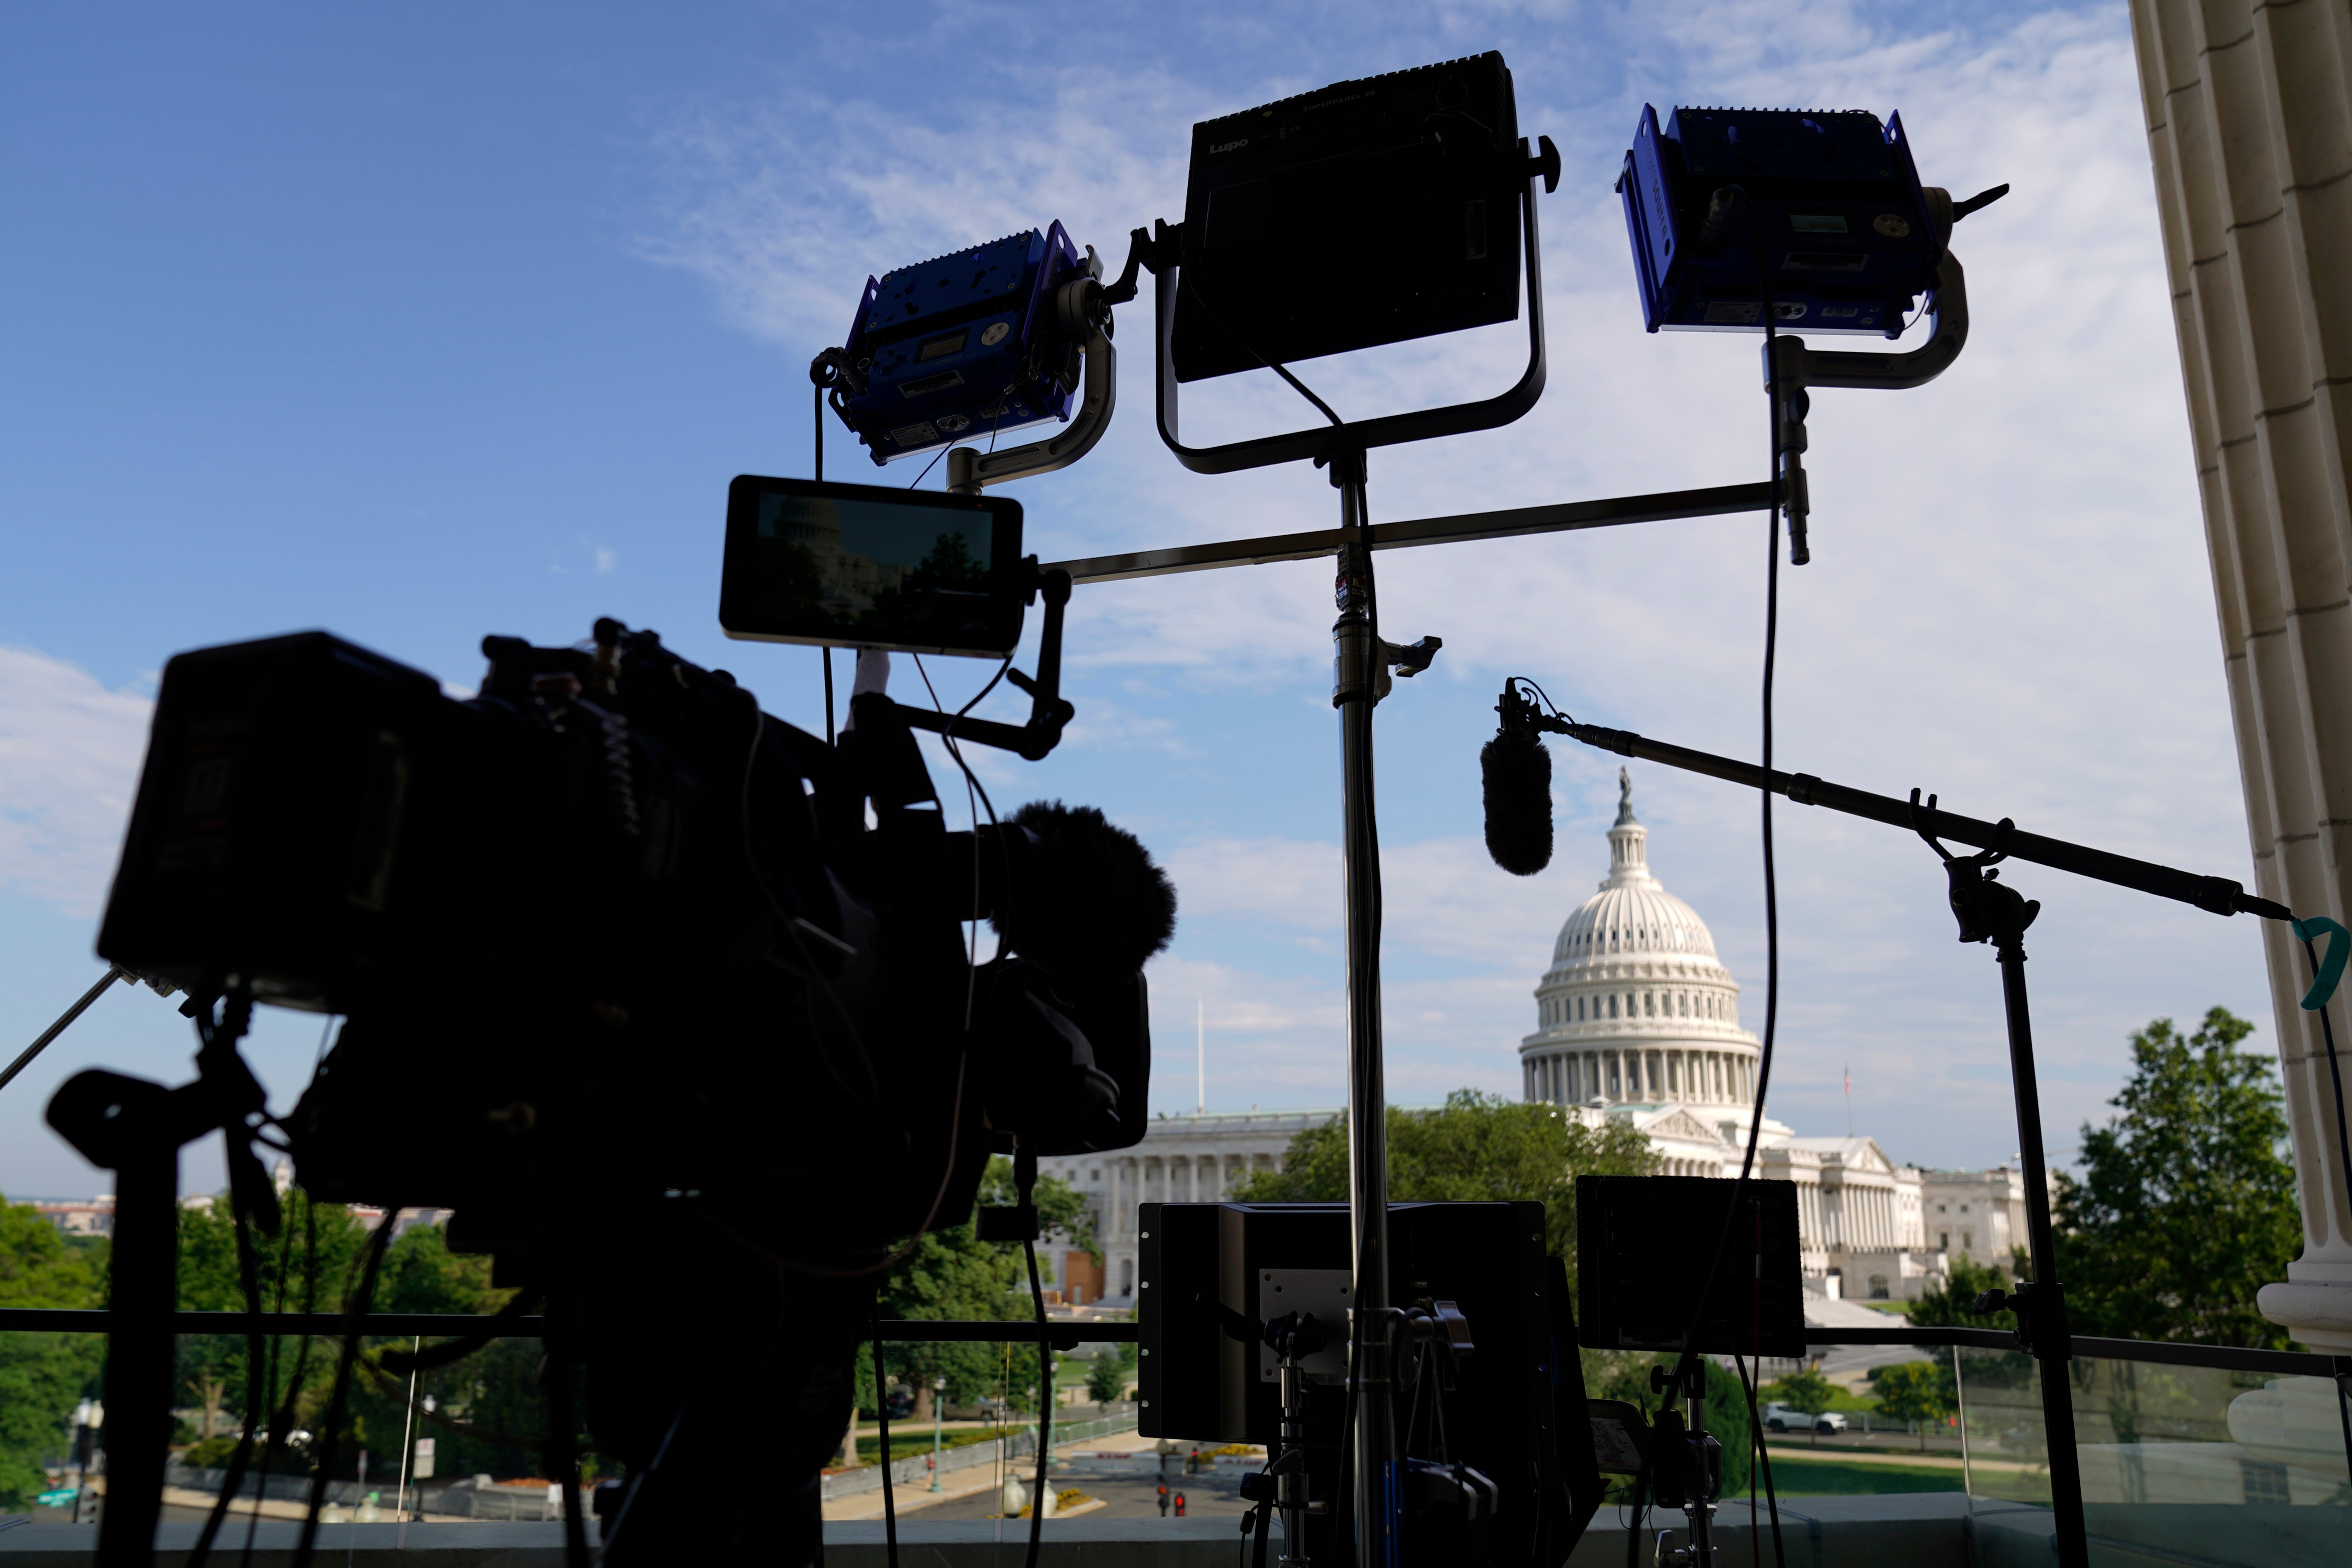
188;1192;270;1568
1182;269;1344;429
291;1214;396;1568
907;445;949;489
815;382;826;483
913;653;1011;1028
824;648;836;748
1022;1235;1052;1568
873;1327;900;1568
595;1400;685;1558
244;1203;316;1568
1628;184;1787;1568
741;700;878;1103
1732;1354;1785;1568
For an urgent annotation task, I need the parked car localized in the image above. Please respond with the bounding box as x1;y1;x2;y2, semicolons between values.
883;1388;915;1420
1762;1403;1847;1435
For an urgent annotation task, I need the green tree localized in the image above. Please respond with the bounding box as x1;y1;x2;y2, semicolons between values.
1867;1360;1953;1451
1760;1366;1832;1415
1908;1253;2020;1337
857;1158;1092;1423
0;1198;107;1506
1234;1090;1655;1278
1910;1252;2036;1393
2056;1008;2301;1348
174;1189;374;1465
1084;1350;1129;1405
347;1223;538;1482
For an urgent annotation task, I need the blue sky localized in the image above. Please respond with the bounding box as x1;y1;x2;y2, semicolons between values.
0;2;2275;1199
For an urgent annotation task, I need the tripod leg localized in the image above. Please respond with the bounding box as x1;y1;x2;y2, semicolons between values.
97;1146;176;1568
1995;942;2088;1568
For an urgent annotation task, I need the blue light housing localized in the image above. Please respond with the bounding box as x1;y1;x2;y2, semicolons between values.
1618;106;1936;338
835;222;1091;465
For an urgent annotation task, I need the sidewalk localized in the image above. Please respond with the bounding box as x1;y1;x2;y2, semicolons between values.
822;1427;1175;1522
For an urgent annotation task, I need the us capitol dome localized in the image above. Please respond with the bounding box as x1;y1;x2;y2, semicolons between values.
1520;768;1787;1165
1516;772;1957;1306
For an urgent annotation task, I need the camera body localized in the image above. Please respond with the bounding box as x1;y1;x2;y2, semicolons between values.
97;622;1164;1279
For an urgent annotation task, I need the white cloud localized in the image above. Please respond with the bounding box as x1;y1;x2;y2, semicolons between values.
0;647;152;918
636;5;2275;1166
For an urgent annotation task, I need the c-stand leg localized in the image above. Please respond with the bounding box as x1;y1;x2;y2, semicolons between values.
1910;803;2087;1568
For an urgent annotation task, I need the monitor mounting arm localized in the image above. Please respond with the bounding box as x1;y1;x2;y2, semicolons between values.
891;561;1075;762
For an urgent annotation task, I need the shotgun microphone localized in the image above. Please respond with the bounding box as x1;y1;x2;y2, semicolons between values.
1482;680;1554;876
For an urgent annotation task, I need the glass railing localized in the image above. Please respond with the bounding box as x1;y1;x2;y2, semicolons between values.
5;1312;2346;1563
1787;1331;2351;1568
0;1320;1135;1536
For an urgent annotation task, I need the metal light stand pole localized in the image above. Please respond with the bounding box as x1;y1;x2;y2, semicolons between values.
1912;812;2087;1568
930;1377;945;1491
1133;146;1556;1568
1328;447;1401;1568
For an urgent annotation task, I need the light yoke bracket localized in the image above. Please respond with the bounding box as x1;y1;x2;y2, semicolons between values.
1760;182;2005;565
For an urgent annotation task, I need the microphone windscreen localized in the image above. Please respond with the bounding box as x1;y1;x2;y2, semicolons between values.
1481;730;1553;876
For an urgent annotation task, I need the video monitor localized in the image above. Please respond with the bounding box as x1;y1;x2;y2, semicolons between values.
719;475;1025;657
1174;52;1525;382
1576;1176;1806;1358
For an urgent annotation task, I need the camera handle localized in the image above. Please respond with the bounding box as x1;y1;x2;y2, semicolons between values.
894;563;1076;762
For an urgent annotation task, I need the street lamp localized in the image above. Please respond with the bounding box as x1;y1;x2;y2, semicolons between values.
929;1377;945;1493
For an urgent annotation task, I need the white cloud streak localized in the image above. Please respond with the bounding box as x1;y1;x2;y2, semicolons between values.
0;647;151;919
615;3;2272;1163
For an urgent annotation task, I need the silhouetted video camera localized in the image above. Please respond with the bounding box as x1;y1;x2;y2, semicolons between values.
97;616;1173;1271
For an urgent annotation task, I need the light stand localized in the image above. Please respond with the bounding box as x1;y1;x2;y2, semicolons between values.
930;1377;946;1491
1530;707;2304;1568
1122;139;1555;1568
1910;810;2087;1568
45;997;279;1568
1645;1360;1722;1568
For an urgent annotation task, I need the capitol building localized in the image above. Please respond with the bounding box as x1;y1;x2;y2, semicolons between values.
1034;771;2017;1309
1524;771;1949;1301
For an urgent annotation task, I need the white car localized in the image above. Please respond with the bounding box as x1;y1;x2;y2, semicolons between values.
1762;1403;1847;1435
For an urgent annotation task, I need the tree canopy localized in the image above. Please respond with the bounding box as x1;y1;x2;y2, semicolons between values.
2055;1008;2301;1348
856;1156;1092;1418
0;1199;106;1507
1233;1089;1656;1277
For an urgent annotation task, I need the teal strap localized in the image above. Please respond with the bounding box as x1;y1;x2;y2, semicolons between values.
2292;916;2349;1010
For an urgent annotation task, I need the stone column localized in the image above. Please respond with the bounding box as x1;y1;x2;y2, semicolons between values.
2132;0;2352;1348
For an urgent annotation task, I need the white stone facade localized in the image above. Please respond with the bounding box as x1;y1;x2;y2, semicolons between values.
1040;1109;1334;1308
1919;1167;2035;1271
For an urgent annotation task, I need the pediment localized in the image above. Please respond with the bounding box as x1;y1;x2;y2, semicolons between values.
1637;1106;1728;1146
